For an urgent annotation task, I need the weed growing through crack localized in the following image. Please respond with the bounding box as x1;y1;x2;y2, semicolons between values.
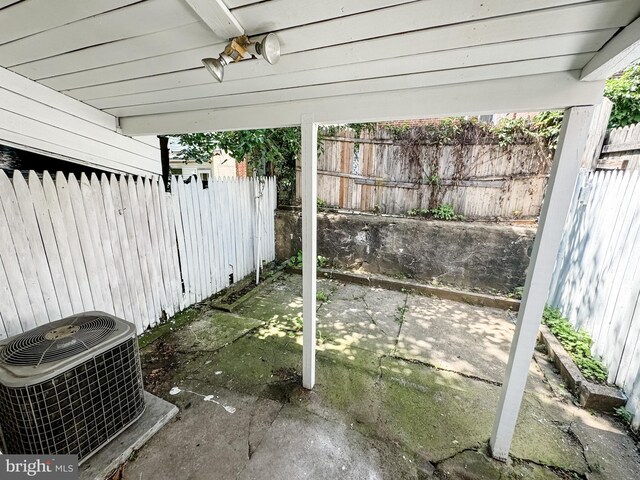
395;305;407;325
614;406;634;426
507;286;524;300
316;291;329;302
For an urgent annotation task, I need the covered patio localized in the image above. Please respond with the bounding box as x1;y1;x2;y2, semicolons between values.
2;0;640;469
125;272;640;479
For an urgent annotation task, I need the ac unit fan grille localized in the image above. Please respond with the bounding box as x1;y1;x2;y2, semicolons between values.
0;337;144;461
0;315;117;366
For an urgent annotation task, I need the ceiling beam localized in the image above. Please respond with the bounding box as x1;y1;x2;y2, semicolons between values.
581;16;640;80
183;0;243;39
104;53;595;117
119;71;605;135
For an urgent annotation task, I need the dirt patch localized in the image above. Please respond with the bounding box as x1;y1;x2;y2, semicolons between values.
264;367;304;403
141;340;178;397
223;281;257;305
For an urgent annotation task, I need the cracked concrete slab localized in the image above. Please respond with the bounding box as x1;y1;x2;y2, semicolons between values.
380;356;589;473
130;273;640;480
572;421;640;480
172;311;264;353
317;285;405;355
123;388;282;480
437;450;561;479
176;332;303;400
396;294;548;393
236;405;415;480
235;275;335;328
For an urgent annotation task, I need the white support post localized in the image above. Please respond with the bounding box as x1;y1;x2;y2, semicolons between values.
301;113;318;390
490;106;595;460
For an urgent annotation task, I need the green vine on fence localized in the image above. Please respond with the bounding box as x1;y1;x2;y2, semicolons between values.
322;115;562;152
320;116;559;212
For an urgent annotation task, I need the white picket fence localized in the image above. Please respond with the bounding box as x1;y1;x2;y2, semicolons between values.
549;169;640;427
172;175;276;305
0;171;276;339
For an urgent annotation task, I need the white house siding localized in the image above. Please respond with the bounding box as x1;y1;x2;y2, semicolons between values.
0;67;160;176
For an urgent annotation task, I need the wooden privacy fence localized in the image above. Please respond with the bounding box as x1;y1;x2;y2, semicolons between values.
549;169;640;427
300;127;551;219
596;123;640;171
581;98;640;171
0;171;276;339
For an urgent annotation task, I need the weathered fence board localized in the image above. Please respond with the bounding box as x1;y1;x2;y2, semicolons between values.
549;169;640;428
170;176;276;300
302;128;551;218
596;122;640;171
0;171;276;338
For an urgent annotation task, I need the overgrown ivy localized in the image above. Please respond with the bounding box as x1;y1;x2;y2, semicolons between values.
175;128;301;204
317;115;560;212
542;305;608;383
322;115;562;151
604;64;640;129
175;112;563;209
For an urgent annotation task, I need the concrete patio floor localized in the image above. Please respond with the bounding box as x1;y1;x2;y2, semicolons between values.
125;273;640;479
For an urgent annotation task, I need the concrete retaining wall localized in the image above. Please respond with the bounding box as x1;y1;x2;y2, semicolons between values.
275;209;535;293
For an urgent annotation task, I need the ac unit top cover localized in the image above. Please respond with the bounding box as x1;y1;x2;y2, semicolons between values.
0;311;136;387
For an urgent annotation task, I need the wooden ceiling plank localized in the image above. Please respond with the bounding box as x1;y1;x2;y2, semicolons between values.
0;128;155;176
266;0;634;55
0;0;201;67
13;22;215;80
12;0;621;89
118;71;606;135
0;1;23;10
55;0;635;99
183;0;244;39
84;30;611;108
231;0;416;35
0;0;138;45
225;0;263;8
106;54;594;117
581;16;640;80
17;0;415;81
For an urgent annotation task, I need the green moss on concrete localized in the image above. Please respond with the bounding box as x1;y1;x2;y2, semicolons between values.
380;357;497;462
296;347;383;434
172;311;264;353
137;273;592;479
510;395;588;474
438;450;562;480
138;306;202;349
236;296;303;325
379;357;587;473
173;332;303;400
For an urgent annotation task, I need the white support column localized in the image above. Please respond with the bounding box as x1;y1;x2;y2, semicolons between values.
490;106;595;460
301;113;318;389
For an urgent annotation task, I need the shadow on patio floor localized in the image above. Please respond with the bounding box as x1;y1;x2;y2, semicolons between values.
126;273;640;480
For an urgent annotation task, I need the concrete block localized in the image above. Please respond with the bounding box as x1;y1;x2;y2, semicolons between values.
539;326;626;412
80;391;178;480
276;209;535;293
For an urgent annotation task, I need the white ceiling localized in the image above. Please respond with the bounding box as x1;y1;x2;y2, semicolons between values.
1;0;639;134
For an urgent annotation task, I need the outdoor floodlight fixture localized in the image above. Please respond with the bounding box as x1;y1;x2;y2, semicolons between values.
202;33;281;83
